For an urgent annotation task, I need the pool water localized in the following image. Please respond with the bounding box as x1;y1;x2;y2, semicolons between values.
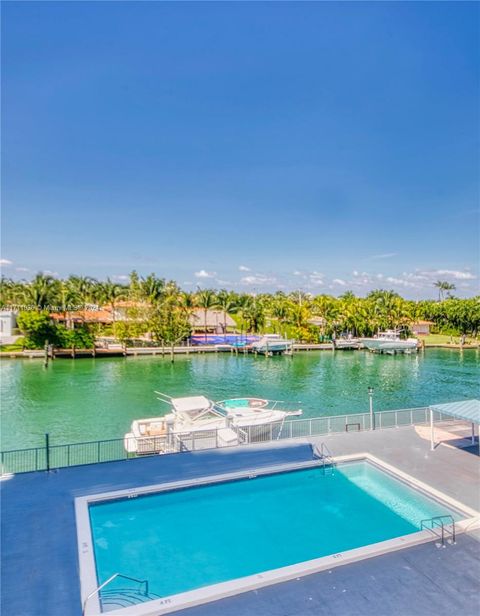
89;461;461;599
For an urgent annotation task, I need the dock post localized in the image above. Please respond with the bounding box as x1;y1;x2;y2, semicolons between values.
44;340;49;368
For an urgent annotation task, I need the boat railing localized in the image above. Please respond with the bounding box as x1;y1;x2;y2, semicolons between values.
0;406;454;475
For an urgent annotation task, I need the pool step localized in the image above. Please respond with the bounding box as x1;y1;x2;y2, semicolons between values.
100;588;161;612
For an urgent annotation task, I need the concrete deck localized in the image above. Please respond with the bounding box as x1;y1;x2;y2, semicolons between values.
1;428;479;616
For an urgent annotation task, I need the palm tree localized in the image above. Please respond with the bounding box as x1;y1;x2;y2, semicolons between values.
68;276;96;310
215;290;237;339
242;295;265;333
140;274;165;304
434;280;456;301
98;279;127;321
23;273;59;309
269;296;290;334
196;289;217;342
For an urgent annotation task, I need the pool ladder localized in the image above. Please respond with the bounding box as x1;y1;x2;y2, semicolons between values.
313;442;336;475
82;572;158;615
420;514;456;548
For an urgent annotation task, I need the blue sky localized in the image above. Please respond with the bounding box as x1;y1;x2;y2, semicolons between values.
2;1;478;298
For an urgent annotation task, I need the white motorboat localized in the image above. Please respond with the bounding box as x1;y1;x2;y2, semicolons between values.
361;330;418;354
124;392;302;454
250;334;293;355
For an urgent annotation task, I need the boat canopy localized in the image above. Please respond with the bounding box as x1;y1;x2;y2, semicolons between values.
171;396;211;415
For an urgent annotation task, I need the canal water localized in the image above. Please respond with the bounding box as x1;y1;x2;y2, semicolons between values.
1;348;478;448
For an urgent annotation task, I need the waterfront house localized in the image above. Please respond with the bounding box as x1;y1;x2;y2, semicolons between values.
189;309;236;334
411;320;434;336
50;308;113;328
0;310;17;337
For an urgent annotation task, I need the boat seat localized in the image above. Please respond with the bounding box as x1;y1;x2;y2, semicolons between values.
147;426;166;436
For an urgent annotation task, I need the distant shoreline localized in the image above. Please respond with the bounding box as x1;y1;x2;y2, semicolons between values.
1;342;478;360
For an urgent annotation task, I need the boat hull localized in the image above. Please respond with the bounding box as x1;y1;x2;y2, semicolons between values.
362;339;418;353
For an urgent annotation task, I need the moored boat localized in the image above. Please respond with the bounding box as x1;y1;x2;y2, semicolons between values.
360;330;418;354
250;334;293;355
124;392;302;454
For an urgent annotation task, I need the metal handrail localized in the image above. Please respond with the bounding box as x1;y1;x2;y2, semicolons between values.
82;573;149;616
420;515;456;547
1;405;456;475
312;442;336;473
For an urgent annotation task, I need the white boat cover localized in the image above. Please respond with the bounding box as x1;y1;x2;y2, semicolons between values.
171;396;211;414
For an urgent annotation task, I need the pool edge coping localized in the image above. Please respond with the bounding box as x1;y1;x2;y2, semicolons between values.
75;453;480;616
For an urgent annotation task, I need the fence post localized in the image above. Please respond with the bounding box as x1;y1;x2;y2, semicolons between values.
45;433;50;472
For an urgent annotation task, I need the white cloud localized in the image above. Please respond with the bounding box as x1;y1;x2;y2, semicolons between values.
405;268;476;282
15;267;29;272
434;269;476;280
369;252;397;260
293;270;303;276
238;265;251;272
195;269;217;279
113;275;129;282
0;259;12;266
308;271;324;286
241;275;276;285
332;278;346;286
44;270;59;277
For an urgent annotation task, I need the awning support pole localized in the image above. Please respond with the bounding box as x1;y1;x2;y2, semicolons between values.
430;408;435;451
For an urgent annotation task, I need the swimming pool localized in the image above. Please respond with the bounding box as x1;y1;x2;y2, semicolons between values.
77;456;469;614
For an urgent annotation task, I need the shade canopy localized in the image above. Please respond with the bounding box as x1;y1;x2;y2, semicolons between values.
429;399;480;424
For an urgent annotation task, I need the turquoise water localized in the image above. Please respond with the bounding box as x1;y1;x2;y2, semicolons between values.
89;461;461;598
1;349;478;448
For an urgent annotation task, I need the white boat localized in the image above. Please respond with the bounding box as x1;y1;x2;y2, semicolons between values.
333;337;361;350
124;393;302;454
250;334;293;355
361;330;418;354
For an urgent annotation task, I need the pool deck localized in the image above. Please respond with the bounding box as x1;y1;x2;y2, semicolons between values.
1;427;479;616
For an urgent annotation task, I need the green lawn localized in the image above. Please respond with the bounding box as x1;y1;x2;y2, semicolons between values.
422;333;477;345
0;338;25;352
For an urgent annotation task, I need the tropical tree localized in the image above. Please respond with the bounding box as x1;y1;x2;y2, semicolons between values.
269;295;290;334
149;296;192;362
215;290;237;339
241;295;265;333
139;274;165;304
16;310;62;348
434;280;456;301
22;273;60;309
97;279;128;321
67;276;97;310
196;289;217;342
